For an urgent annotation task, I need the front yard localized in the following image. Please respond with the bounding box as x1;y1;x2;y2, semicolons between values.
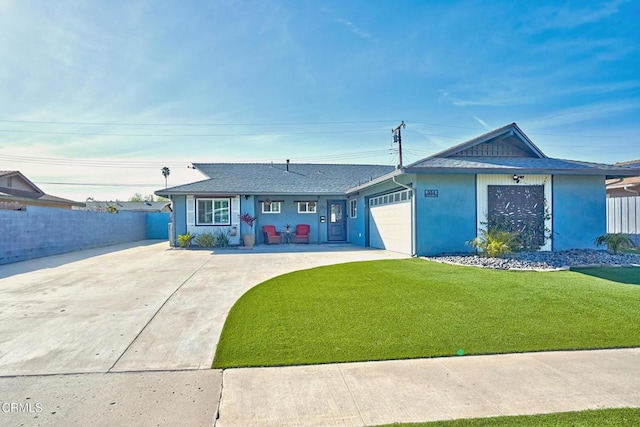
379;407;640;426
213;259;640;368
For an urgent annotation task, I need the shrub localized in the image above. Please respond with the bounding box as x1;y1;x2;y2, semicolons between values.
468;228;517;258
214;229;231;247
195;232;216;247
177;232;196;248
594;233;635;254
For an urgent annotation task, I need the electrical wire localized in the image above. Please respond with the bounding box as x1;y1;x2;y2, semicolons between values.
0;119;397;126
0;128;386;137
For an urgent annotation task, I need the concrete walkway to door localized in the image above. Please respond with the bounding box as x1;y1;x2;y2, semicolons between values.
0;241;407;426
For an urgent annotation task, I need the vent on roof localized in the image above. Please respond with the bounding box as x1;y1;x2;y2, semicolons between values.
286;159;290;172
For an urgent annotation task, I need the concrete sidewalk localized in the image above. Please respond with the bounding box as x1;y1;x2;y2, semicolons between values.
217;348;640;426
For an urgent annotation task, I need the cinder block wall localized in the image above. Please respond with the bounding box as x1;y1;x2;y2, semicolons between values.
0;206;148;265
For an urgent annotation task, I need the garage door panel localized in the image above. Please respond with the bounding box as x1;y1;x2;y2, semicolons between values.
368;190;411;254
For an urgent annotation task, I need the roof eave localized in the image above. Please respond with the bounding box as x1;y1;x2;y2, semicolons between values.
345;168;404;194
404;166;640;177
156;190;348;197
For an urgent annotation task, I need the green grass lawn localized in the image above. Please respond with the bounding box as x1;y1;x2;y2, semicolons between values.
213;260;640;368
376;407;640;426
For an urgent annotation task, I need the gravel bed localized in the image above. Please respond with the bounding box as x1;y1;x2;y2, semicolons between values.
425;249;640;271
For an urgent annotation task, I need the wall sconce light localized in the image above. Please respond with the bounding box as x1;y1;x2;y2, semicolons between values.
244;195;250;200
513;174;524;183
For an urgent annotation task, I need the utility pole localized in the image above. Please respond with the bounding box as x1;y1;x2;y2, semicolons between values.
392;121;406;168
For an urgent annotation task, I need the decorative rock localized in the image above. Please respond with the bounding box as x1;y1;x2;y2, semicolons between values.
425;250;640;271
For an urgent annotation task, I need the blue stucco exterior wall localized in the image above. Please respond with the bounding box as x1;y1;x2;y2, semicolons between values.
347;195;366;246
171;195;186;243
0;206;147;265
415;174;477;255
146;212;171;239
552;175;606;250
251;195;346;244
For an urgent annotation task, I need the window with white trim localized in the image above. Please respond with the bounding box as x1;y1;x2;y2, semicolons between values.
262;201;281;213
369;190;412;207
196;198;230;225
297;201;317;213
349;199;357;218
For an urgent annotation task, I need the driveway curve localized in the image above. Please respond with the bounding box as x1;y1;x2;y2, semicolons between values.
0;241;408;376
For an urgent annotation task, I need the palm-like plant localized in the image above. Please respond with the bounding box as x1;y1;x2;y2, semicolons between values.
161;166;170;188
594;233;635;254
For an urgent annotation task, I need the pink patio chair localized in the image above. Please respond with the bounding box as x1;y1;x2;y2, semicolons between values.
294;224;310;244
262;225;282;244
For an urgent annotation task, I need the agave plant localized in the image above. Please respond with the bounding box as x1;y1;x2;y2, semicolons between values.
594;233;635;254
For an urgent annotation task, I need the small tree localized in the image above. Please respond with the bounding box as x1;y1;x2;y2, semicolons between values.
468;227;518;258
129;193;156;202
161;166;170;188
594;233;635;254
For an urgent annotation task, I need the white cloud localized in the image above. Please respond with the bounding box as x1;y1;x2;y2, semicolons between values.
472;116;492;130
528;0;628;32
335;18;377;41
523;100;640;129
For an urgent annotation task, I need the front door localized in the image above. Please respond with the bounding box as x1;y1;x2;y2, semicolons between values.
327;200;347;241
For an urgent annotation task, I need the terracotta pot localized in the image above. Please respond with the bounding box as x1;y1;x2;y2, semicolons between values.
243;234;255;248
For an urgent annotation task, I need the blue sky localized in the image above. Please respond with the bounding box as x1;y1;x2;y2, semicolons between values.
1;0;638;201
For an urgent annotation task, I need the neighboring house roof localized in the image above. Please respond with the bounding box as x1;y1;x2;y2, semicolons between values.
606;159;640;196
0;170;44;193
85;201;172;212
0;171;84;208
615;159;640;167
404;123;640;177
158;163;395;196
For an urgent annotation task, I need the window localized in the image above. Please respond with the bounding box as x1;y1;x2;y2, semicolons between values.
297;201;317;213
369;190;412;207
262;201;281;213
349;199;357;218
196;198;230;225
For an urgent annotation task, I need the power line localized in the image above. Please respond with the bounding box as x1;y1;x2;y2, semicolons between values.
0;149;397;168
34;181;159;187
0;128;385;137
0;118;396;126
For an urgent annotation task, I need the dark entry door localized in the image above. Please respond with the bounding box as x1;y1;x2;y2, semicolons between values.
488;185;545;249
327;200;347;241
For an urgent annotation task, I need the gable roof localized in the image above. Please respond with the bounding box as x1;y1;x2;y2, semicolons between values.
404;123;640;177
0;171;84;208
0;170;44;194
157;163;395;196
419;123;547;161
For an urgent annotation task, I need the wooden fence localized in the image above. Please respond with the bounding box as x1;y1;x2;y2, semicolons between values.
607;196;640;246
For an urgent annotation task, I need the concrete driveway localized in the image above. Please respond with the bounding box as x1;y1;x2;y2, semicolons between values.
0;241;407;426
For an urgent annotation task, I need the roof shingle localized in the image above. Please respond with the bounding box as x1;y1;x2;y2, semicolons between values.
159;163;395;195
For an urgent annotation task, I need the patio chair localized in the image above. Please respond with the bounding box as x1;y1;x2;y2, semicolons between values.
294;224;310;244
262;225;282;244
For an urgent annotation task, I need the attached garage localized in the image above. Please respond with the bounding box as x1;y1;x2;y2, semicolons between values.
368;189;412;254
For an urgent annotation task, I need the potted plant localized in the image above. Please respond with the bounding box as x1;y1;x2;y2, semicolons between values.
239;212;258;248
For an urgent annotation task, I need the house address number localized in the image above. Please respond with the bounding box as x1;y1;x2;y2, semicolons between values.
424;189;438;197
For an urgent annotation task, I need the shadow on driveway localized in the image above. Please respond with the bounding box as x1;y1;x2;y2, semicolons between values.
0;240;166;279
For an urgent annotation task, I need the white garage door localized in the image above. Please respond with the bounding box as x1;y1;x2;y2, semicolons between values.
368;189;412;254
